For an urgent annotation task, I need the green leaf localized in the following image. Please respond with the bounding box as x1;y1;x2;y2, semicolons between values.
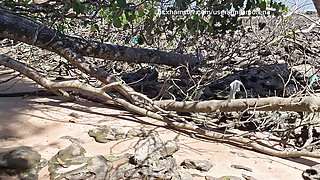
149;8;156;17
144;18;155;33
125;12;135;22
82;20;91;27
137;10;145;17
117;0;127;8
90;24;100;32
72;2;86;14
285;33;295;39
113;19;122;28
123;23;130;30
260;1;267;10
98;8;107;16
176;19;185;29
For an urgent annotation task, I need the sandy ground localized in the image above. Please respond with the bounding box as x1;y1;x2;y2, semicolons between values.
0;75;319;180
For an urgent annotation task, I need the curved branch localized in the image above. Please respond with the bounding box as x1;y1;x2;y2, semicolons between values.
1;54;320;159
0;54;71;100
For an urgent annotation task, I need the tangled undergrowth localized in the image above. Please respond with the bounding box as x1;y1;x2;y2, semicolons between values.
1;11;320;158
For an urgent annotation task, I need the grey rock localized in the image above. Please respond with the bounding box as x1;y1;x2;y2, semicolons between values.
54;142;86;163
60;135;84;144
105;154;135;180
0;146;41;170
49;142;112;180
126;128;158;138
134;136;179;165
181;159;213;172
48;142;87;179
164;140;180;156
231;164;252;172
48;135;182;180
0;146;43;180
88;126;126;143
174;170;193;180
89;126;160;143
60;155;113;180
129;136;180;179
126;128;147;138
302;164;320;180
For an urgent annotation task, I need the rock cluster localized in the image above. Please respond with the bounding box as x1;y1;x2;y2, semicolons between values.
48;135;191;180
6;127;318;180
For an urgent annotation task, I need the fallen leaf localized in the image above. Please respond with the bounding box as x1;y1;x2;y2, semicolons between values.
69;118;77;123
56;157;68;168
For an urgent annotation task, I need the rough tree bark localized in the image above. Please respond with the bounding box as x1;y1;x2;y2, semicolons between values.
155;96;320;113
0;9;198;67
0;9;199;103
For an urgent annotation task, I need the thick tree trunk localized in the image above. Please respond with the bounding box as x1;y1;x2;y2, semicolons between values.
0;9;198;67
313;0;320;16
0;9;195;103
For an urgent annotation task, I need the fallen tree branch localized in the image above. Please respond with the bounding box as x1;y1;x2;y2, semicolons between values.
0;9;199;103
0;9;198;67
0;54;72;100
154;96;320;113
1;54;320;159
0;9;140;103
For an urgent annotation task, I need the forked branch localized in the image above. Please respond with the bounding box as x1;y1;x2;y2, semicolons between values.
1;54;320;159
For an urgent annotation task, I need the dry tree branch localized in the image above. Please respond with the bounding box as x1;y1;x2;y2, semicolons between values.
155;96;320;113
268;14;320;46
0;54;72;99
0;9;199;104
1;54;320;158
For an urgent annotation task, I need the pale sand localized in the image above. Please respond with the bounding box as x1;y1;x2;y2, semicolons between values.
0;77;318;180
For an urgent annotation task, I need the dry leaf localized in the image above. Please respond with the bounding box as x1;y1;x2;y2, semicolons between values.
69;118;77;123
56;157;68;168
